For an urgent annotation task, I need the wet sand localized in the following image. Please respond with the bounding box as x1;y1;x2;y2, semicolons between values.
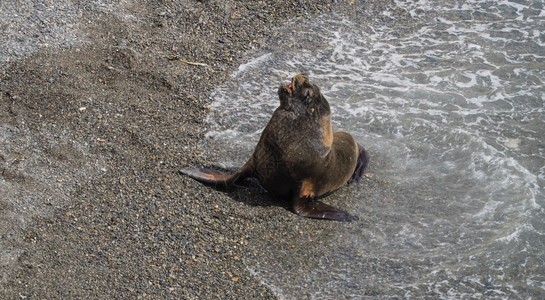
1;0;389;298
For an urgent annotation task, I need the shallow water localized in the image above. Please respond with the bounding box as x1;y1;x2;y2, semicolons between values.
203;0;545;298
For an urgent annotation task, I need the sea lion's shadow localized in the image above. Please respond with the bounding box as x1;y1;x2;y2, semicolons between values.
198;167;290;211
227;178;290;210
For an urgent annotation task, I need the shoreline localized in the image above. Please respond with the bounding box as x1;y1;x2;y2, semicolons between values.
0;1;389;298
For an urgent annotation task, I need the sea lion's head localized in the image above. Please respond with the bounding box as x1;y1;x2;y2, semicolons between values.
277;73;330;117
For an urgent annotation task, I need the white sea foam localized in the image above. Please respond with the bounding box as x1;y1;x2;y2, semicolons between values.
231;53;272;77
204;0;545;297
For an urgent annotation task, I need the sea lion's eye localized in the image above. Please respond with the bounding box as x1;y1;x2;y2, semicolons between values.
304;89;313;103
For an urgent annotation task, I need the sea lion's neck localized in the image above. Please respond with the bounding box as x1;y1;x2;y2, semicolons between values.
320;114;333;149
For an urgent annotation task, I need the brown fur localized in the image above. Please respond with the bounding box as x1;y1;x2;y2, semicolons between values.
320;115;333;148
180;74;369;221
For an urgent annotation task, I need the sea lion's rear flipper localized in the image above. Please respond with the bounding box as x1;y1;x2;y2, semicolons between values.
292;196;358;222
180;160;253;187
348;144;370;184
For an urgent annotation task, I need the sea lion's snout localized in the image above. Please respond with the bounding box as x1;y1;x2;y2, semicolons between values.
291;73;309;90
279;73;310;95
283;83;294;94
278;83;294;108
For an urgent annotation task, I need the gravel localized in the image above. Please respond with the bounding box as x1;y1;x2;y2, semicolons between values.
0;0;390;298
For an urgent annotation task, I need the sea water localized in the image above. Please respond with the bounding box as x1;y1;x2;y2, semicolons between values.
204;0;545;298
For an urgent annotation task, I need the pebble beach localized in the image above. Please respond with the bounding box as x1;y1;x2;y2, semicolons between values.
0;0;392;298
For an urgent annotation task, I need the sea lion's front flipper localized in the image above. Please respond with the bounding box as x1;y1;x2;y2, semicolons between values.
180;160;253;186
179;168;235;186
292;195;358;222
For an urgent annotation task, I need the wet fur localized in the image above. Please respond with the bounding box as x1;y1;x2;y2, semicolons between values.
180;74;369;221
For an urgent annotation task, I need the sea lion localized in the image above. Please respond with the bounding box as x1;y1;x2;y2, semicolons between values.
180;73;369;221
